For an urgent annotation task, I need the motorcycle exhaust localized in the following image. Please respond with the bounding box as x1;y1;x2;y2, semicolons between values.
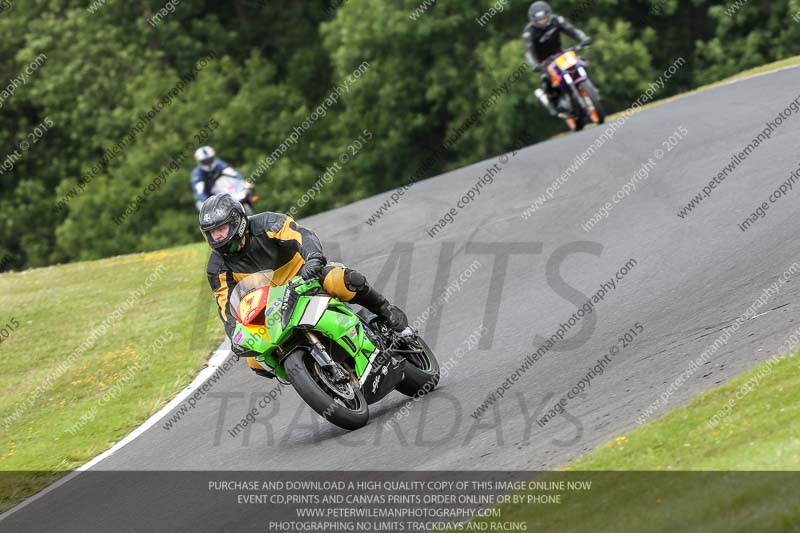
534;88;549;108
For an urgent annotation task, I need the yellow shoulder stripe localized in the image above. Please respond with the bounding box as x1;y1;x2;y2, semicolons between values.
266;216;303;246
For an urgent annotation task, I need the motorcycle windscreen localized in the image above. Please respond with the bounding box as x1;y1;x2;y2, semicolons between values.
230;270;278;325
237;287;270;326
211;176;246;200
555;51;578;70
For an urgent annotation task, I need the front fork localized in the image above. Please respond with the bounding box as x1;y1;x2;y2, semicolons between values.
562;73;582;111
303;330;349;383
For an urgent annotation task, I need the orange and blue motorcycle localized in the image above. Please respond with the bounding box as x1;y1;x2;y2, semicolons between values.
538;45;605;131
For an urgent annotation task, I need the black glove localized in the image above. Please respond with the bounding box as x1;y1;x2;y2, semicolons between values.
579;38;592;49
299;252;326;281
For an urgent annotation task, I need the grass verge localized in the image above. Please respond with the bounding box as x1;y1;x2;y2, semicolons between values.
565;353;799;471
0;243;221;512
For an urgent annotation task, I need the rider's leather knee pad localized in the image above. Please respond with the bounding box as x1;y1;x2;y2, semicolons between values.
322;266;358;302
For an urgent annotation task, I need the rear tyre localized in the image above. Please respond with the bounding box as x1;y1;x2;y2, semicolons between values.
286;349;369;430
579;81;605;124
396;336;440;397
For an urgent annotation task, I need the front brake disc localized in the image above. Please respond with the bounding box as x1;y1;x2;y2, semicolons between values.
313;362;355;400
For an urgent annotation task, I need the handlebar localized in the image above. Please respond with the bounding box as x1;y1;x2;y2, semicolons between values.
288;276;321;295
545;43;591;66
564;42;590;54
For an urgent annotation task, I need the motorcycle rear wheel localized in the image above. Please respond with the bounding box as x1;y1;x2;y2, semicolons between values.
395;336;440;397
285;348;369;430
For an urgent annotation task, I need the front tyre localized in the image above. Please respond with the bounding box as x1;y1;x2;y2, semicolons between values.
578;81;605;125
396;336;440;397
286;349;369;430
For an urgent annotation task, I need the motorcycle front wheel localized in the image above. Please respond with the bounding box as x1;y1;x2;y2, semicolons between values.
578;81;605;125
285;348;369;430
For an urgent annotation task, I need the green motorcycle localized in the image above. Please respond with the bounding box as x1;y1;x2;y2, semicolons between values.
230;270;440;430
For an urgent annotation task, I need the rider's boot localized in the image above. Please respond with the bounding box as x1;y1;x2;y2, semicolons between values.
325;267;410;332
376;300;409;332
357;287;408;332
349;278;408;332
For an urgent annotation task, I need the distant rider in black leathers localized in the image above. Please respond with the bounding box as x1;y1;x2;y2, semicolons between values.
522;1;591;116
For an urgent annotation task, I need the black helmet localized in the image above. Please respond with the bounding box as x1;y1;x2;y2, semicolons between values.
528;1;552;28
199;194;248;254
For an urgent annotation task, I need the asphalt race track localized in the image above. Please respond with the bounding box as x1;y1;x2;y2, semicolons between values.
5;66;800;532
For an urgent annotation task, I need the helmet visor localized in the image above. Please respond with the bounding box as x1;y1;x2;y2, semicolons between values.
200;158;215;171
533;12;550;26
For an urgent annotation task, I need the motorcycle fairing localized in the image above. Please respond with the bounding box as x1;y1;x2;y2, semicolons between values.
237;286;270;326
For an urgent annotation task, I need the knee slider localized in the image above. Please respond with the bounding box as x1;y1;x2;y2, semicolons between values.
344;269;368;292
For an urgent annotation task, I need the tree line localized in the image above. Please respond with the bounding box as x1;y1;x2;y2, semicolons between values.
0;0;794;270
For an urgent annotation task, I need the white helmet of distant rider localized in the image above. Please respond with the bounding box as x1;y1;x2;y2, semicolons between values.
194;146;217;172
